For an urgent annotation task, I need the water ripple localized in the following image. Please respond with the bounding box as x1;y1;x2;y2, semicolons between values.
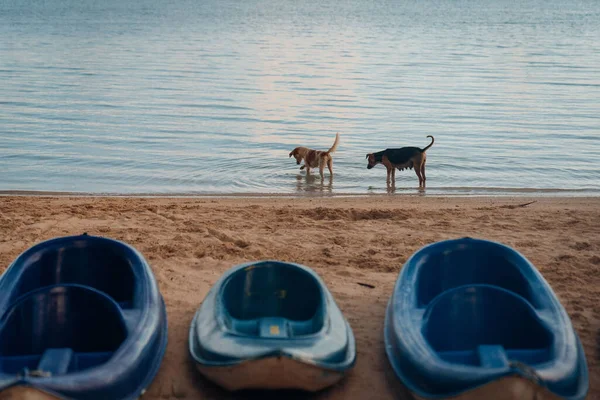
1;0;599;195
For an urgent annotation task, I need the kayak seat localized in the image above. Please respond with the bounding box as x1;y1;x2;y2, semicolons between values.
0;285;127;374
423;285;553;366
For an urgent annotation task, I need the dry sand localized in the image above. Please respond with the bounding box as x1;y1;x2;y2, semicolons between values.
0;195;598;400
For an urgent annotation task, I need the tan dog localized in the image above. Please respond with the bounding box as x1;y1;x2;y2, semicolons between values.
289;133;340;179
366;135;434;187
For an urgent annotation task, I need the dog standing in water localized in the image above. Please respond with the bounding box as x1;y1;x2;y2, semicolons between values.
289;133;340;180
366;135;434;187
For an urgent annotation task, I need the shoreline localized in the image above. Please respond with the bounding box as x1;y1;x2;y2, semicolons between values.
0;195;598;399
1;187;599;199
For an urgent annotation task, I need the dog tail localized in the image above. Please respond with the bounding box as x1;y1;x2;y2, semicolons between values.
325;132;340;154
421;135;434;152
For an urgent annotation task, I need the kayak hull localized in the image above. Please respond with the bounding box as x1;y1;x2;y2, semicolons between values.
0;235;168;400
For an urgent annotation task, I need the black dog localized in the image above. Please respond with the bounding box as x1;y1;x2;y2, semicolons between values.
366;135;434;187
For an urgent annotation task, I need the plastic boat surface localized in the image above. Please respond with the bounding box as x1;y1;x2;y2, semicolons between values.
189;260;356;391
384;237;588;400
0;234;168;400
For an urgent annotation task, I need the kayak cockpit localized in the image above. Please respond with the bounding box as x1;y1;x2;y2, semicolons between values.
221;262;325;339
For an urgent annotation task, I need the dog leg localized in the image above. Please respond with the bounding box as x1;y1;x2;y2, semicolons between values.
414;164;423;187
319;163;325;180
327;158;333;177
391;167;396;185
386;166;392;184
387;180;396;193
420;159;426;187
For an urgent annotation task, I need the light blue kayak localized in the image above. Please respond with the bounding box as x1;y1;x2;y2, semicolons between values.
189;260;356;391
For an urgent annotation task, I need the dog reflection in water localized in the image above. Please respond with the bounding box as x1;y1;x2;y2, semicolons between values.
295;173;333;193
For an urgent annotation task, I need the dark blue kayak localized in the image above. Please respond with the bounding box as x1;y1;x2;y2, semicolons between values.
384;237;589;400
189;260;356;391
0;234;168;400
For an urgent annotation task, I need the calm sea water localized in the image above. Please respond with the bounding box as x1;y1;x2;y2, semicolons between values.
1;0;599;195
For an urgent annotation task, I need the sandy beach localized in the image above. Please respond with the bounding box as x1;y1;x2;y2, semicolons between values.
0;195;598;400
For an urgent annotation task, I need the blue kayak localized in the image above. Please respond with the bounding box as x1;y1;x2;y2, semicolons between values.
0;234;168;400
384;237;589;400
189;260;356;391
